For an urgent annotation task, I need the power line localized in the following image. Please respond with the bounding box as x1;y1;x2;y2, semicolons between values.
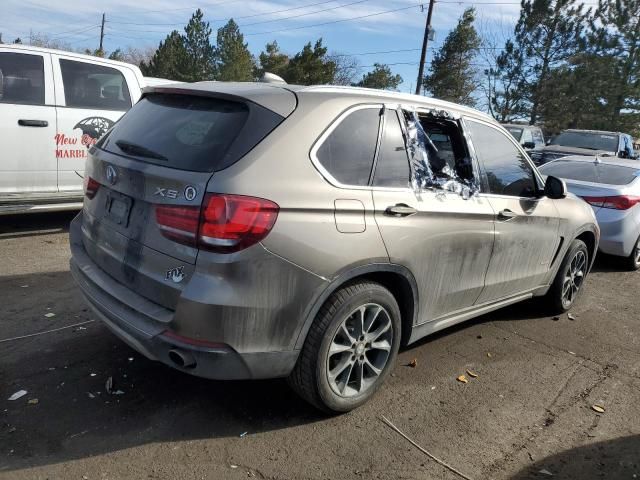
244;3;420;36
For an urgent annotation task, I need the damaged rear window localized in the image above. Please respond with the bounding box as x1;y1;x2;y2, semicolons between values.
540;160;640;186
100;93;283;172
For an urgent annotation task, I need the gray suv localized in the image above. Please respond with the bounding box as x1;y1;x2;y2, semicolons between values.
70;83;599;412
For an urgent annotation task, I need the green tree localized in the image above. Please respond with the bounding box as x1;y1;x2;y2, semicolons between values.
356;63;403;90
512;0;587;124
13;37;22;44
256;41;289;79
424;8;481;107
485;39;528;122
214;19;254;81
108;48;125;61
589;0;640;132
140;31;188;80
183;9;215;81
284;39;336;85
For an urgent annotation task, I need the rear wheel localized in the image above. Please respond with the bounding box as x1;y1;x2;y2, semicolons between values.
545;239;589;314
623;236;640;271
288;281;401;413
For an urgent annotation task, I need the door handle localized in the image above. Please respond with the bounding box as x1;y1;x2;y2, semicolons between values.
497;209;518;221
385;204;418;217
18;119;49;127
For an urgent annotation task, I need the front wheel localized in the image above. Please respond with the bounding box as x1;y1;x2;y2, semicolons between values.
288;281;401;413
545;239;589;314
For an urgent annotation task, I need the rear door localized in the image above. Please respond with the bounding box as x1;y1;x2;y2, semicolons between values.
465;118;561;303
52;55;137;193
0;49;57;194
372;107;495;322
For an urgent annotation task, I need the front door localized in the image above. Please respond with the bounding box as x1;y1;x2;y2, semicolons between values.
0;49;57;194
53;56;132;193
372;108;495;322
465;118;561;303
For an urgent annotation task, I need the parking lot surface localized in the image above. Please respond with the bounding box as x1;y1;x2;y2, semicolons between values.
1;212;638;480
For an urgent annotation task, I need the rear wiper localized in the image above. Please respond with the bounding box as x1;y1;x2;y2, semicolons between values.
115;140;168;161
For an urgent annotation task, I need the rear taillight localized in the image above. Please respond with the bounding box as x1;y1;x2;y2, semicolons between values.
582;195;640;210
83;176;100;199
154;193;279;253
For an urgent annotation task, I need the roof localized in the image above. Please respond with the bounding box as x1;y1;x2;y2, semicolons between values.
1;44;141;71
563;129;623;136
502;123;540;129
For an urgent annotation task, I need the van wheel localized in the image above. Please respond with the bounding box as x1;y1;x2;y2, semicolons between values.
545;239;589;315
288;281;401;413
623;236;640;271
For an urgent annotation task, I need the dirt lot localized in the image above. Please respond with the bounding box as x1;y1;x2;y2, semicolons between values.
1;212;638;480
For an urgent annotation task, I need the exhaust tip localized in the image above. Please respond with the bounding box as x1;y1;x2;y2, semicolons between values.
168;349;196;369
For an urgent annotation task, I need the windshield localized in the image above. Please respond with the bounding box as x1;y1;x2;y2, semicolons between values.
550;131;618;151
505;126;523;141
540;160;640;185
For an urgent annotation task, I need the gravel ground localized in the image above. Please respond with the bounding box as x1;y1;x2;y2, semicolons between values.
1;212;638;480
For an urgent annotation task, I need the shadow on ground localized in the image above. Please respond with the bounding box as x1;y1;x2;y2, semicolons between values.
0;211;77;238
510;435;640;479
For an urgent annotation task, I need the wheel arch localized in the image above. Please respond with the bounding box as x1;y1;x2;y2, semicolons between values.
294;263;419;350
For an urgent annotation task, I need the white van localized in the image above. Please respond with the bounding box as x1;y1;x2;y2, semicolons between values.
0;45;153;214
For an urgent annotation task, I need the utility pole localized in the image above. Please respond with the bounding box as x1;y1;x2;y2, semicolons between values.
415;0;435;95
99;13;105;54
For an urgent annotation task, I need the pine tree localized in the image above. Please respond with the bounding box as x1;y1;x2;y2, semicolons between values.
183;9;215;81
140;31;189;80
356;63;403;90
486;39;528;122
424;8;480;107
215;19;254;82
256;41;289;79
284;39;336;85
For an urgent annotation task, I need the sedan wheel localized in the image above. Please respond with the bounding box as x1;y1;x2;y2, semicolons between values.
625;236;640;271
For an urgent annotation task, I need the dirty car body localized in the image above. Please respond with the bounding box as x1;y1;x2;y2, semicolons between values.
70;83;599;412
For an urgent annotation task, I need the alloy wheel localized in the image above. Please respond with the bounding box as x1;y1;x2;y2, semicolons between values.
325;303;393;398
562;250;587;308
634;240;640;267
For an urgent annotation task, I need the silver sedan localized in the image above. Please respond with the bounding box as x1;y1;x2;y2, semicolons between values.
540;156;640;270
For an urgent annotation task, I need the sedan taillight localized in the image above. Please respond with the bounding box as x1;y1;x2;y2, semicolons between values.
582;195;640;210
155;193;279;253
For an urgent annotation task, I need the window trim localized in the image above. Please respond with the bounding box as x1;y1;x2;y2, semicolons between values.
310;103;384;190
55;56;133;111
462;116;545;200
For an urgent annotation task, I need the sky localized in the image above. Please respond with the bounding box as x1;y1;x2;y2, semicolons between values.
0;0;527;93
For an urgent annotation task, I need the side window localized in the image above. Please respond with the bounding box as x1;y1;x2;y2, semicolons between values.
466;120;538;198
59;59;132;110
521;128;533;144
316;107;381;186
373;110;409;188
532;129;544;145
0;52;45;105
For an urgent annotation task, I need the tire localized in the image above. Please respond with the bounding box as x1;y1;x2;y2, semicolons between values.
545;239;589;315
288;281;401;413
623;236;640;271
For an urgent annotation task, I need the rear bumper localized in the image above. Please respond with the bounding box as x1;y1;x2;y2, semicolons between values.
597;210;640;258
69;213;312;380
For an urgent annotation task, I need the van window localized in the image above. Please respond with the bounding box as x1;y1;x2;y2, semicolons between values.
59;59;131;110
316;107;381;186
373;110;409;188
0;52;45;105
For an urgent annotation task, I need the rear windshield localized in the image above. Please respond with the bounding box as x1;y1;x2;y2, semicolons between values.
100;93;282;172
505;126;523;141
540;160;640;185
550;131;618;152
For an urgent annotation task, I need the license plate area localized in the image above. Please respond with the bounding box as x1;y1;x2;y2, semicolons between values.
105;191;133;227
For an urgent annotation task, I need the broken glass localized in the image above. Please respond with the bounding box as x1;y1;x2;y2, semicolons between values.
404;110;479;200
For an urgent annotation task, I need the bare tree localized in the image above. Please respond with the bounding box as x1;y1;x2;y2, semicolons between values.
328;52;362;85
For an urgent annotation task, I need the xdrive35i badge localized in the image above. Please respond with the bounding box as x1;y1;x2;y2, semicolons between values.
105;165;118;185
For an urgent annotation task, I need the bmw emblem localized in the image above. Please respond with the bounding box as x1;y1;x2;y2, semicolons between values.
105;165;118;185
184;185;197;201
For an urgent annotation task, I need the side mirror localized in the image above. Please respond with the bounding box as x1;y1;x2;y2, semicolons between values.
523;141;535;150
544;175;567;199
